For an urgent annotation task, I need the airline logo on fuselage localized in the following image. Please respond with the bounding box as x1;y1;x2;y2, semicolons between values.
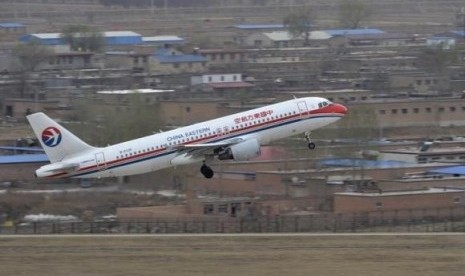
41;127;62;147
167;127;211;142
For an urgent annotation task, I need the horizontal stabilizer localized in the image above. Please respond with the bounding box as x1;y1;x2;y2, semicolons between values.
35;162;80;178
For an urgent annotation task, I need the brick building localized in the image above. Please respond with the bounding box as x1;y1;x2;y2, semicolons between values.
196;48;247;67
334;188;465;214
350;97;465;128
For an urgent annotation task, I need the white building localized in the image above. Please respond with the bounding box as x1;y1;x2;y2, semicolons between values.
191;73;242;85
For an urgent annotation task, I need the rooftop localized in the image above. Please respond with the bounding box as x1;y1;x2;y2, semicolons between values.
451;30;465;37
261;31;332;41
27;31;142;39
154;48;207;63
103;31;141;37
324;28;384;36
21;31;142;42
142;35;184;44
0;154;48;164
232;24;286;30
381;147;465;155
0;22;25;28
320;158;412;168
97;89;174;94
197;48;245;54
427;166;465;176
263;31;294;41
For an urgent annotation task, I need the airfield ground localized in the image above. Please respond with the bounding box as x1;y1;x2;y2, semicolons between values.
0;233;465;276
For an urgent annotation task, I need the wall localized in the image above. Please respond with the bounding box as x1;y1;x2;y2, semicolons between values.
389;74;449;93
351;98;465;128
149;59;207;74
0;163;44;181
334;190;465;213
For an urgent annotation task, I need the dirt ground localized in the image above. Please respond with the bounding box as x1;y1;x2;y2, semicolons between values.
0;234;465;276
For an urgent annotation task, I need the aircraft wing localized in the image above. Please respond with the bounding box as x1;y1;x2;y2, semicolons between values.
174;141;235;150
169;138;244;165
173;138;244;152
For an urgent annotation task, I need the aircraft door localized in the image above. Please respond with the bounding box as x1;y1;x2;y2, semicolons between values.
297;101;308;115
95;152;106;171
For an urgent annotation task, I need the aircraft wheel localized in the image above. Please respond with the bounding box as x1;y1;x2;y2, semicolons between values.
200;164;214;179
308;142;316;150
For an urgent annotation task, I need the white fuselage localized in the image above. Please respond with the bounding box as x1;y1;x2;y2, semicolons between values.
40;97;346;178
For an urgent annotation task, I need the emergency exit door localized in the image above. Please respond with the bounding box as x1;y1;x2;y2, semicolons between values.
95;152;106;171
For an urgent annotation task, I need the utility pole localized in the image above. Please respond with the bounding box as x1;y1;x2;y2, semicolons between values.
164;0;168;17
457;7;465;42
456;7;465;41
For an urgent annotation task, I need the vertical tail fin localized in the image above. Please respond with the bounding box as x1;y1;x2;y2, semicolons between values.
26;112;96;163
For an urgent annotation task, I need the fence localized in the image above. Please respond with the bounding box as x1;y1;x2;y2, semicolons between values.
3;206;465;234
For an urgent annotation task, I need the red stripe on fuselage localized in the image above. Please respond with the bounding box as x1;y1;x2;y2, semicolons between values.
49;106;345;178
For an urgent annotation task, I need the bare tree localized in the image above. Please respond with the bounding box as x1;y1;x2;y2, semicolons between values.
418;46;457;74
12;41;53;97
13;41;52;72
338;0;371;29
283;7;315;46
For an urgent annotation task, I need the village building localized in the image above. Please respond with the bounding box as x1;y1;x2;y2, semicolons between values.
196;48;247;68
380;146;465;164
20;31;144;48
190;73;255;95
334;188;465;214
230;24;288;46
349;97;465;128
150;48;208;74
0;23;27;41
142;35;184;47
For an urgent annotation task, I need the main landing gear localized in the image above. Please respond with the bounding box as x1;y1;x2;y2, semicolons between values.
200;161;214;179
305;131;316;150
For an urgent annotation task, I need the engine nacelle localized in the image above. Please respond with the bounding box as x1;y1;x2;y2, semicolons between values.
218;139;261;161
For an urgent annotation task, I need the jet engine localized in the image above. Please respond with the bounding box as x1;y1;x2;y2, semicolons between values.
218;139;261;161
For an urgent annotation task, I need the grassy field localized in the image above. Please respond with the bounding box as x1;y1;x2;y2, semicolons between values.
1;234;465;276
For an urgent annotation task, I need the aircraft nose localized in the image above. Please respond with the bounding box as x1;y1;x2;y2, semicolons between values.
334;103;348;115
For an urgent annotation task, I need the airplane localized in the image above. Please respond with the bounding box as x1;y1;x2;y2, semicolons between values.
26;97;347;179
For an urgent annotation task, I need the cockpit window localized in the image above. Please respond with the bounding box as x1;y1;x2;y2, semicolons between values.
318;101;331;108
